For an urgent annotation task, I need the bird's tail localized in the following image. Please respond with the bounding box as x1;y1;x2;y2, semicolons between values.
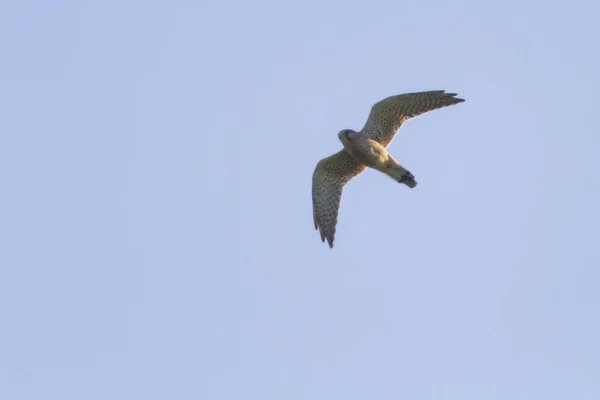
384;159;417;188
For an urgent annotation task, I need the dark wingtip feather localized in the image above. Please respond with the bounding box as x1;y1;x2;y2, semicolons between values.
443;92;465;103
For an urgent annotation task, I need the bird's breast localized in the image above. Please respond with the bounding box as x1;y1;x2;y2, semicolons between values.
344;139;388;168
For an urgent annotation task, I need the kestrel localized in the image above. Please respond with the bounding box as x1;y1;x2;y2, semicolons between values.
312;90;465;248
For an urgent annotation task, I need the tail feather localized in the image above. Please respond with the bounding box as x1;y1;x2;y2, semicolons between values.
385;162;417;188
396;170;417;188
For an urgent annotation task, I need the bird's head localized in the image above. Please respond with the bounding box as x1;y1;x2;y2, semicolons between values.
338;129;357;145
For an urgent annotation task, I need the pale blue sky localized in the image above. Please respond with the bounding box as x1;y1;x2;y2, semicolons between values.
1;0;599;399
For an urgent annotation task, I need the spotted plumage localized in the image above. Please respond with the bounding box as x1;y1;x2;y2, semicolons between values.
312;90;465;248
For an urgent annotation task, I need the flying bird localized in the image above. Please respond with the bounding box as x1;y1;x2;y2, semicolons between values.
312;90;465;248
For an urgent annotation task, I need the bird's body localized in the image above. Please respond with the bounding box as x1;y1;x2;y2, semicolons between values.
312;90;465;248
338;134;416;187
341;135;387;169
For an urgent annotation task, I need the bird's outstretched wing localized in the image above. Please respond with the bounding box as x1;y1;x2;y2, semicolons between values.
312;150;365;248
361;90;465;147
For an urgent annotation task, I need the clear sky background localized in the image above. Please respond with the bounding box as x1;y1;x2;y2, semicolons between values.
1;1;599;399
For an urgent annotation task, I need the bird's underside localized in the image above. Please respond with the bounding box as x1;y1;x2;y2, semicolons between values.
312;90;465;248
